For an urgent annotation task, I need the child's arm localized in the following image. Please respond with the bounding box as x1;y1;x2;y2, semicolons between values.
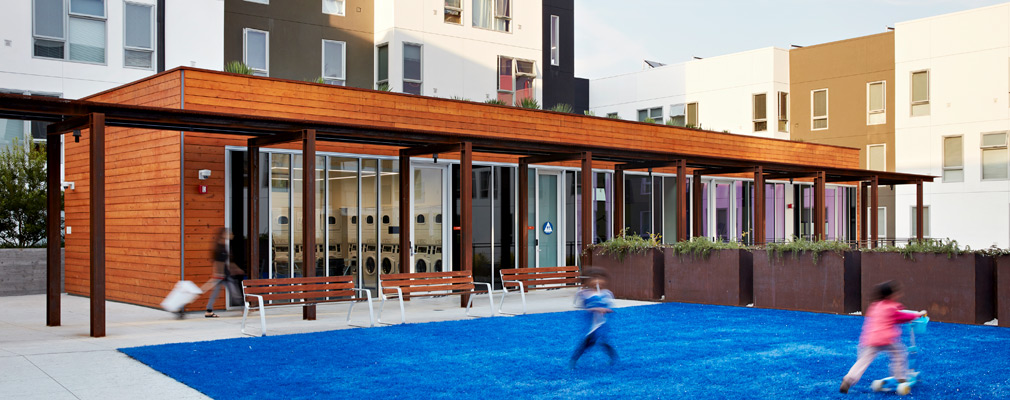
894;309;926;323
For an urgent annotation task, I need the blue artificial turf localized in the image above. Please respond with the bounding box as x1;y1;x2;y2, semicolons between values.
120;302;1010;399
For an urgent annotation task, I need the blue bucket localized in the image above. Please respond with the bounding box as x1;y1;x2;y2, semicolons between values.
910;316;929;334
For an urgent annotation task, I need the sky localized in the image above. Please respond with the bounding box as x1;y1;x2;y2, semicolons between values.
574;0;1008;79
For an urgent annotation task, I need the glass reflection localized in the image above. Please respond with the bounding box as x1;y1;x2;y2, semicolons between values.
270;153;291;278
361;159;378;291
379;160;399;276
327;157;358;281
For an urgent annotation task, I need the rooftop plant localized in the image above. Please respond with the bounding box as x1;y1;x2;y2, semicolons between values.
606;113;621;119
549;103;574;113
376;82;393;92
518;97;540;109
484;98;507;106
224;61;254;75
584;110;596;117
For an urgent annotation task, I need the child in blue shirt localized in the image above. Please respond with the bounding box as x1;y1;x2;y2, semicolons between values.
570;268;618;368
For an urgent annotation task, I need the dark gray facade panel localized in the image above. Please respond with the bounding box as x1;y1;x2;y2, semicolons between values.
542;0;584;113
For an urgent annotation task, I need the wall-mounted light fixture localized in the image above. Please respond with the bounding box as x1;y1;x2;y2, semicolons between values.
433;153;439;164
73;129;81;143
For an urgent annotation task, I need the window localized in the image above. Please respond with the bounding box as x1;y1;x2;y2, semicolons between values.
981;132;1008;180
668;104;685;126
686;102;698;127
322;0;345;16
911;70;930;116
777;92;788;132
753;93;767;132
376;44;388;89
124;2;154;69
867;81;885;125
34;0;107;63
812;89;828;130
550;15;559;66
867;144;885;171
472;0;510;32
943;136;963;182
243;28;268;77
445;0;462;24
497;56;535;105
866;207;888;239
910;206;931;237
245;0;268;3
403;43;422;95
321;40;345;85
637;107;662;123
606;112;619;119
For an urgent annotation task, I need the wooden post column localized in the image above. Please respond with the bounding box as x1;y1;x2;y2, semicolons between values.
398;151;411;274
459;142;472;307
676;160;688;242
248;145;260;280
46;128;62;326
870;176;879;249
519;160;529;268
89;113;106;338
613;166;624;238
916;180;924;241
580;152;593;266
814;171;826;240
860;182;868;248
302;129;317;320
753;167;765;245
692;170;703;238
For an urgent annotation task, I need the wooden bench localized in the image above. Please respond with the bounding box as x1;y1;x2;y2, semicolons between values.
241;275;375;336
378;271;494;324
498;266;587;315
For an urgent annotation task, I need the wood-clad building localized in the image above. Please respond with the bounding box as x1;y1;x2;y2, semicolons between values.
48;67;924;318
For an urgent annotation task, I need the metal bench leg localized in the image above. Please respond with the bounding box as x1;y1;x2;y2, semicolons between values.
497;286;509;314
498;281;527;315
378;288;405;325
466;282;495;317
347;288;375;328
241;295;266;337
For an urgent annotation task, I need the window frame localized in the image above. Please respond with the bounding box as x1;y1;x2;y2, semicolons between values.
322;0;345;16
472;0;511;33
637;107;662;123
243;28;269;77
444;0;462;24
981;131;1009;181
909;205;930;238
942;134;964;183
777;91;788;133
123;1;155;70
245;0;268;4
910;70;930;116
668;103;686;127
686;102;698;127
811;88;828;130
867;80;886;125
321;39;346;85
752;92;767;132
549;15;559;66
376;43;389;88
403;42;423;95
32;0;67;60
867;143;886;171
33;0;109;64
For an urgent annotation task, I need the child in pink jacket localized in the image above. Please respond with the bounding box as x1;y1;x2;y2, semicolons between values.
840;280;926;394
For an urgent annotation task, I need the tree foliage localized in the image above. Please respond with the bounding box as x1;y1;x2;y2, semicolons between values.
0;138;56;247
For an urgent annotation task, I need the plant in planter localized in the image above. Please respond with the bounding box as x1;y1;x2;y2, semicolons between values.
860;239;994;324
752;237;860;314
665;237;753;306
518;97;540;109
224;61;254;75
586;231;664;301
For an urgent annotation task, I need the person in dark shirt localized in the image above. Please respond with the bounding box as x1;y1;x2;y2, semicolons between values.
200;227;242;318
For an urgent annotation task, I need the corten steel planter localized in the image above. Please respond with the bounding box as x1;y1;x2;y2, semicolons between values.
588;249;664;301
664;248;753;306
861;252;994;325
752;250;861;314
999;258;1010;327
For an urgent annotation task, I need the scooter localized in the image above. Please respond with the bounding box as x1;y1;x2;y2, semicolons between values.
870;315;929;396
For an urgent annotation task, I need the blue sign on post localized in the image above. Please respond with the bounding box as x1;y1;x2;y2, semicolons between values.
543;221;554;235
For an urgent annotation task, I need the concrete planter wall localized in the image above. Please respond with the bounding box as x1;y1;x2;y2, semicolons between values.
665;248;753;306
752;250;861;314
861;252;994;325
589;249;664;301
999;258;1010;328
0;248;65;296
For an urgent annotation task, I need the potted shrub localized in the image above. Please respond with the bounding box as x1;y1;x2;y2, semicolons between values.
862;240;995;325
664;237;752;306
752;237;860;314
586;232;664;301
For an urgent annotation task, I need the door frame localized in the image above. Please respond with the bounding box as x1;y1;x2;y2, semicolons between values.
409;162;451;273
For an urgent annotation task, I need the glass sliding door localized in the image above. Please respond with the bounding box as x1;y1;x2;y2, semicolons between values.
270;153;292;278
662;176;678;244
379;160;400;276
715;182;731;241
413;165;446;273
493;166;516;282
327;157;358;282
564;171;580;266
472;166;493;284
594;172;612;244
624;174;652;238
361;159;378;291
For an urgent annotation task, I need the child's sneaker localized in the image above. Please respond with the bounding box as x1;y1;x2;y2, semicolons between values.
839;379;851;394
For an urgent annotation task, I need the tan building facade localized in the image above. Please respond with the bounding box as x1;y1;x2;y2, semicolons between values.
790;32;897;240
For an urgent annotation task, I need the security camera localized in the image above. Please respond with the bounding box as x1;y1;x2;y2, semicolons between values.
198;169;212;180
62;181;75;190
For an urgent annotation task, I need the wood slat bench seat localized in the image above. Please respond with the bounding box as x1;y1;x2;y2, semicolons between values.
241;275;374;336
378;271;494;324
498;266;587;315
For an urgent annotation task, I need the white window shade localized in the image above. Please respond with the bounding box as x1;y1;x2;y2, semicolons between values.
982;132;1008;180
124;4;152;49
550;16;559;66
911;71;930;116
68;18;105;63
868;145;885;171
34;0;64;39
322;0;344;16
868;83;884;111
244;29;267;75
942;136;963;182
323;40;345;84
472;0;492;29
70;0;104;17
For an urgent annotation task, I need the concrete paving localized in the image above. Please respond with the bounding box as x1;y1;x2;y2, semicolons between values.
0;289;652;399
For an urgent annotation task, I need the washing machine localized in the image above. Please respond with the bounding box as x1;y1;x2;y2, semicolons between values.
362;209;378;284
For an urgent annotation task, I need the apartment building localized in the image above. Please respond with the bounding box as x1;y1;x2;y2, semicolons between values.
0;0;223;148
790;32;897;241
893;3;1010;248
589;47;791;140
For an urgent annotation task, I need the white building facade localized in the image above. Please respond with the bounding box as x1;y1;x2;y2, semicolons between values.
894;3;1010;248
0;0;223;147
589;47;791;140
374;0;543;105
